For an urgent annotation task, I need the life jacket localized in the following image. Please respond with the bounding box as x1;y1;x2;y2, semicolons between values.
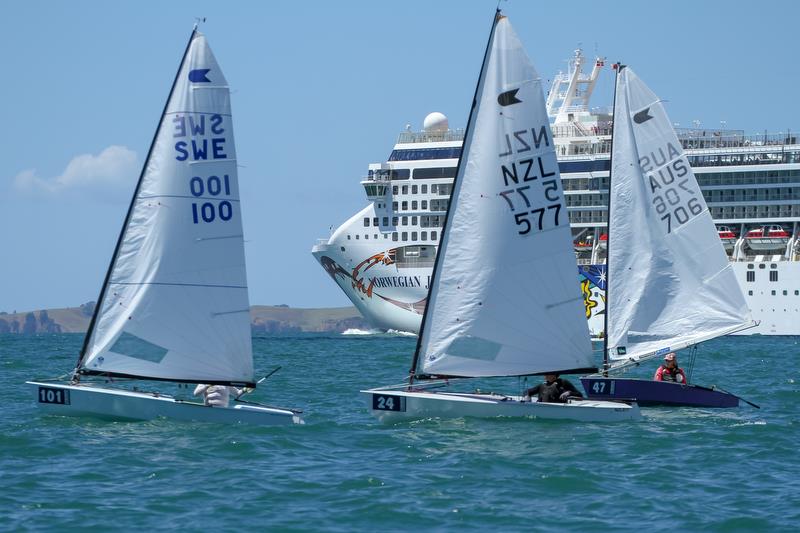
538;380;567;403
656;365;686;384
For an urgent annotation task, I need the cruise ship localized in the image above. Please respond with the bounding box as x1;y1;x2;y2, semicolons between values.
312;50;800;335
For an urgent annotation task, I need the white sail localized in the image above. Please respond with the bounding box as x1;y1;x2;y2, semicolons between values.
416;16;594;378
605;67;752;366
79;32;254;384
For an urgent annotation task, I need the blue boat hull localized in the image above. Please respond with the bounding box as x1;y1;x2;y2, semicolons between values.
580;377;740;408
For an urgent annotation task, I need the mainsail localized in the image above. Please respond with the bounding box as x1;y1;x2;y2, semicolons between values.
77;31;254;385
413;14;594;378
605;67;752;366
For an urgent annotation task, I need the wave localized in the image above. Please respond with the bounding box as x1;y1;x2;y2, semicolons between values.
340;328;418;337
386;329;418;337
341;328;384;336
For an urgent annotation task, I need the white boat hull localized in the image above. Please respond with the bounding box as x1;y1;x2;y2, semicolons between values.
362;388;640;423
27;381;303;426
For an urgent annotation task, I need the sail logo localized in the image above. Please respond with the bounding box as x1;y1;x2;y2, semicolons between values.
188;69;211;83
497;88;522;106
633;107;653;124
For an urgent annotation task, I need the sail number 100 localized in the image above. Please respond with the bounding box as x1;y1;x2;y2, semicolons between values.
189;175;233;224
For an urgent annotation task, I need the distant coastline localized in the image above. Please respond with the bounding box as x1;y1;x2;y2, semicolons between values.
0;303;372;335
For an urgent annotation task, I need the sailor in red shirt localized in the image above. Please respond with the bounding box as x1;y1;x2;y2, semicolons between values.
653;352;687;383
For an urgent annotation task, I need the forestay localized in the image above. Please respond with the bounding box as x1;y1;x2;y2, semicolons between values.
605;67;752;366
416;16;594;377
78;32;254;385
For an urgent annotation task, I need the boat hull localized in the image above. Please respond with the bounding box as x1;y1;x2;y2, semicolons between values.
27;381;303;425
361;388;640;423
580;377;739;407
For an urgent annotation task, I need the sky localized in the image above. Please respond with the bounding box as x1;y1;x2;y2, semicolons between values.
2;0;799;313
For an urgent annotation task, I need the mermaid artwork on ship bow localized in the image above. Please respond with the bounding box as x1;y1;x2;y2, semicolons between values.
319;250;428;315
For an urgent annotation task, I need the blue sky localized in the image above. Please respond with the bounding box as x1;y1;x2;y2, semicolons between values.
2;0;798;312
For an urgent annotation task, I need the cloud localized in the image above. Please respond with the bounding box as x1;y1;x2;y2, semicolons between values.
14;145;139;200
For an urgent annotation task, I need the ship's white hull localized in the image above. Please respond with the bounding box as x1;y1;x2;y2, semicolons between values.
362;388;640;422
313;243;800;336
28;381;303;425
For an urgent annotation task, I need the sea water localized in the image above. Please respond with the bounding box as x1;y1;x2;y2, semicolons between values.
1;333;799;531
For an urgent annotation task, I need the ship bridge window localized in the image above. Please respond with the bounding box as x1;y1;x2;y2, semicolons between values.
414;167;457;180
379;169;409;180
363;217;370;227
390;147;462;162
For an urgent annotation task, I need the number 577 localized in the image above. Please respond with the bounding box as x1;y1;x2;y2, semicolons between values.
515;204;561;234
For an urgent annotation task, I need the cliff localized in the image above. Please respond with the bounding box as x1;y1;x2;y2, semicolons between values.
0;303;372;335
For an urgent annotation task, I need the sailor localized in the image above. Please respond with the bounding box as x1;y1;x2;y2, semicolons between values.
193;384;243;408
653;353;687;384
523;373;583;403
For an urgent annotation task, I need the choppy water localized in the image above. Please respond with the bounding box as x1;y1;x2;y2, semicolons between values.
2;333;799;531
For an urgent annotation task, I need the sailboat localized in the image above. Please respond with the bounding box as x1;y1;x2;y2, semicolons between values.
580;65;755;408
361;12;640;423
27;28;302;425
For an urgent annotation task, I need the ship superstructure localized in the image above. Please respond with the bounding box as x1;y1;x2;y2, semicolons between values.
312;50;800;335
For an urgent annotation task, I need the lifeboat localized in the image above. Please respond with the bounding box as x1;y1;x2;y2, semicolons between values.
717;225;737;251
596;233;608;250
745;225;790;251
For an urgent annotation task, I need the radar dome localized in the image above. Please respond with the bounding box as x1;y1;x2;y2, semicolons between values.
423;112;449;132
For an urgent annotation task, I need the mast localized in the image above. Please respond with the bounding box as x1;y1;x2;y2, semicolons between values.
602;62;623;374
73;29;199;380
408;10;502;386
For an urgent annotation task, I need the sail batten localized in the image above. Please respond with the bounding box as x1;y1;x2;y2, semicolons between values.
605;67;752;365
77;31;254;384
414;16;594;378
